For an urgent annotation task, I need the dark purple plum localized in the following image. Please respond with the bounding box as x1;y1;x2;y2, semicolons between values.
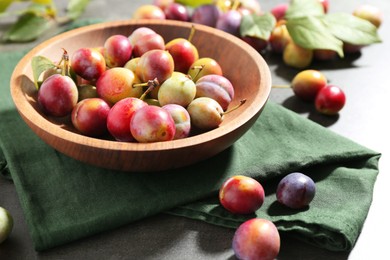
164;3;190;21
216;10;242;37
191;4;221;27
276;172;316;209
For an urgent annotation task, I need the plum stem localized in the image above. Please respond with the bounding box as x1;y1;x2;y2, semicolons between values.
190;65;204;81
222;99;246;115
188;25;196;43
61;48;70;77
135;78;160;101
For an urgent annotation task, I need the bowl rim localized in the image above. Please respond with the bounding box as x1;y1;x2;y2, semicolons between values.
10;19;272;153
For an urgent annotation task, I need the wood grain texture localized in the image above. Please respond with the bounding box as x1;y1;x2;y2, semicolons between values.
10;19;271;172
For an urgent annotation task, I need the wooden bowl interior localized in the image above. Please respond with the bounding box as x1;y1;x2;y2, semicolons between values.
11;20;271;171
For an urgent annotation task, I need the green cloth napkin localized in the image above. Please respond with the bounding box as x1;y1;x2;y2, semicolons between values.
0;50;380;252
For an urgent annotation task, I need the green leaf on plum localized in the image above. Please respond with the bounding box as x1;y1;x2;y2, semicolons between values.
286;16;344;57
324;13;382;45
285;0;324;19
31;55;56;90
1;12;53;42
240;12;276;40
66;0;90;20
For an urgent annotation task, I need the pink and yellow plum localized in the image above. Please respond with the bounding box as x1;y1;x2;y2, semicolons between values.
133;5;166;20
232;218;280;260
136;49;174;84
128;27;157;47
165;38;199;73
291;69;327;102
96;67;142;105
38;74;78;117
71;48;106;81
195;74;234;111
269;21;291;53
130;105;176;143
107;97;148;142
283;41;313;69
162;104;191;139
152;0;174;11
219;175;264;215
353;4;382;28
187;97;224;130
132;32;165;57
71;98;111;137
188;57;223;82
104;34;132;68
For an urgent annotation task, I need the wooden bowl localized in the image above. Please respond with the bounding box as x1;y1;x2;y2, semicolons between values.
10;19;271;172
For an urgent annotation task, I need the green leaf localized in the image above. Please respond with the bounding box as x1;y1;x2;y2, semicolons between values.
66;0;90;20
1;12;53;42
240;12;276;40
285;0;324;19
31;55;56;89
0;0;14;13
324;13;382;45
286;16;344;57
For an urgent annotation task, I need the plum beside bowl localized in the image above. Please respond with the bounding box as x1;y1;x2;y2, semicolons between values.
10;19;271;172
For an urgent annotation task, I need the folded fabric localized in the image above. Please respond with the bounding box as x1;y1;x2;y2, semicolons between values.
0;49;380;252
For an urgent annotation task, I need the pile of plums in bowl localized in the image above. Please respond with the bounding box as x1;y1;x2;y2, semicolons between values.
10;19;271;172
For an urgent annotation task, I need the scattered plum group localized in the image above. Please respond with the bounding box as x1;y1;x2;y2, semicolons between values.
133;0;382;69
218;171;316;259
34;26;243;143
290;69;346;115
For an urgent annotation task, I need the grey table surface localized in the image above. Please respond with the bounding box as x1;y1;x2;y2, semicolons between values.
1;0;389;259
